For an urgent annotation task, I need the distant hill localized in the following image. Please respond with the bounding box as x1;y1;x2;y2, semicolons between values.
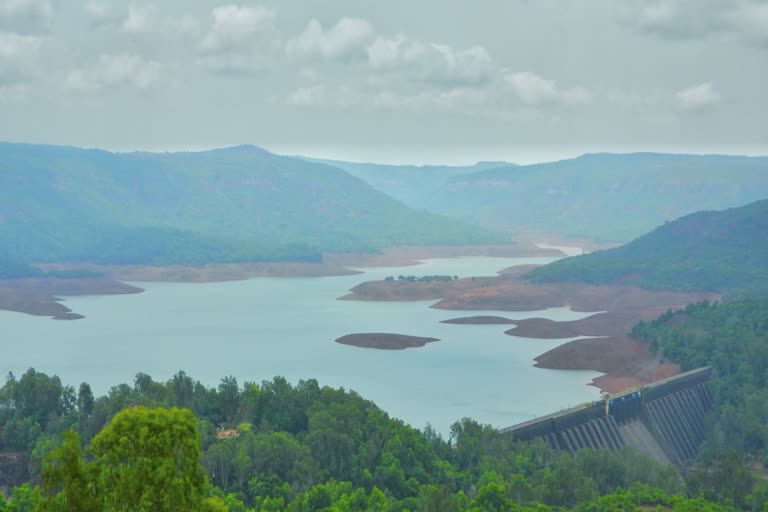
526;199;768;292
325;153;768;241
305;158;515;210
0;143;504;265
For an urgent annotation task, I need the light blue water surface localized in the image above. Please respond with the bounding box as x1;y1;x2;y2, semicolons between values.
0;255;602;434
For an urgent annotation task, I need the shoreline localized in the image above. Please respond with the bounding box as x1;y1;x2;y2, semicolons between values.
340;263;717;393
2;241;562;320
0;236;705;394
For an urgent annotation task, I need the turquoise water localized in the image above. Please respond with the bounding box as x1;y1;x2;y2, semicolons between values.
0;255;602;434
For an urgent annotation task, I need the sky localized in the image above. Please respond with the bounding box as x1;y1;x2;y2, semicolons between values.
0;0;766;164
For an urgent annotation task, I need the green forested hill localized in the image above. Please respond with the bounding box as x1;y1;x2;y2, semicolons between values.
631;298;768;461
526;199;768;292
325;153;768;241
0;143;503;265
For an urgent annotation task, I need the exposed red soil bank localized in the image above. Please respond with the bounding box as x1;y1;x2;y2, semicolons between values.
340;265;717;393
335;333;440;350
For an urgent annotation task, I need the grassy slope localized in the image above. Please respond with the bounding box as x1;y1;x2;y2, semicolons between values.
0;143;504;265
526;199;768;292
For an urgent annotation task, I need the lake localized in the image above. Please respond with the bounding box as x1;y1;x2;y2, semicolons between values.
0;255;602;435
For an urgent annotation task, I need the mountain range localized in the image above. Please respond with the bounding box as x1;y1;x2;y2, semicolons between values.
330;153;768;241
0;143;502;267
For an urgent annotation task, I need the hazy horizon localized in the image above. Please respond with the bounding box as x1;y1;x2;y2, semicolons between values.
2;1;767;163
2;139;767;167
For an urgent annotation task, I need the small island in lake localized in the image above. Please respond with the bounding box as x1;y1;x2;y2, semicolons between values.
335;333;440;350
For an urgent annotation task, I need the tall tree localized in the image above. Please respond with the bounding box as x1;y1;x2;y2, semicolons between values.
89;407;207;512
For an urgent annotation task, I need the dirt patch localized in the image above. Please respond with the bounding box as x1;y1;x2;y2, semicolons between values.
335;333;440;350
339;276;498;302
441;316;517;325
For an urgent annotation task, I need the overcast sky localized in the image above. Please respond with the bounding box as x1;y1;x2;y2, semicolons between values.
0;0;766;164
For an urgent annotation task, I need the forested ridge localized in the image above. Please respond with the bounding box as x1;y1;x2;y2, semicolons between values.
527;198;768;292
328;153;768;241
0;369;760;511
0;143;502;267
632;297;768;463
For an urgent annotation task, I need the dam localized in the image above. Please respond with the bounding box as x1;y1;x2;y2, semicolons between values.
501;367;713;467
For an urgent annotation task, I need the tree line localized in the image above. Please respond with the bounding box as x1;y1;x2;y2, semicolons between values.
0;367;754;511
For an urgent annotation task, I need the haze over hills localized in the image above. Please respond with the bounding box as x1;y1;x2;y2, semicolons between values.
308;158;516;210
527;198;768;292
322;153;768;241
0;143;503;268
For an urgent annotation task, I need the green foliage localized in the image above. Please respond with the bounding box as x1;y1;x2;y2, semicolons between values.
631;298;768;456
0;143;503;266
0;370;738;512
89;407;207;512
7;483;40;512
631;298;768;510
38;430;100;512
528;199;768;292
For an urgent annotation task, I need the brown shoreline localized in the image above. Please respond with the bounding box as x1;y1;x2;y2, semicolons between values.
2;242;548;319
1;237;705;395
0;278;143;320
340;262;717;393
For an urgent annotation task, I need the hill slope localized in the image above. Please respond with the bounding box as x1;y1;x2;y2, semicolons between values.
526;199;768;292
304;158;515;210
327;153;768;241
0;143;503;265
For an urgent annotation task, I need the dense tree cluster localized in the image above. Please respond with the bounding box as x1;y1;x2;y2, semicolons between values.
0;369;749;511
632;298;768;458
630;297;768;509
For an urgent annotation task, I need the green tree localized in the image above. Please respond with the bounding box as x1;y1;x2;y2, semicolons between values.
76;384;94;416
89;406;207;512
38;430;100;512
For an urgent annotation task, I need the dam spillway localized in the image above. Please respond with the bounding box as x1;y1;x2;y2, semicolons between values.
501;367;713;466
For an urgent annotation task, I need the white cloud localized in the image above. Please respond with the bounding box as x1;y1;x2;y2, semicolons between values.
66;54;160;93
286;17;375;60
170;15;201;36
505;71;591;107
286;84;362;108
675;82;720;112
368;35;493;86
726;2;768;45
200;4;276;53
0;32;41;86
629;0;768;45
86;1;109;20
0;0;52;34
122;4;155;34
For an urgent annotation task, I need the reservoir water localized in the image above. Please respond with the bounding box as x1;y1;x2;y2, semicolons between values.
0;255;602;435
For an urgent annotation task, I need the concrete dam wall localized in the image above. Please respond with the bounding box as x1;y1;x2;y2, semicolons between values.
501;367;713;466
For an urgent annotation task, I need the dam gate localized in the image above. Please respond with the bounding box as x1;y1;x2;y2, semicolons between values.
501;367;713;467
